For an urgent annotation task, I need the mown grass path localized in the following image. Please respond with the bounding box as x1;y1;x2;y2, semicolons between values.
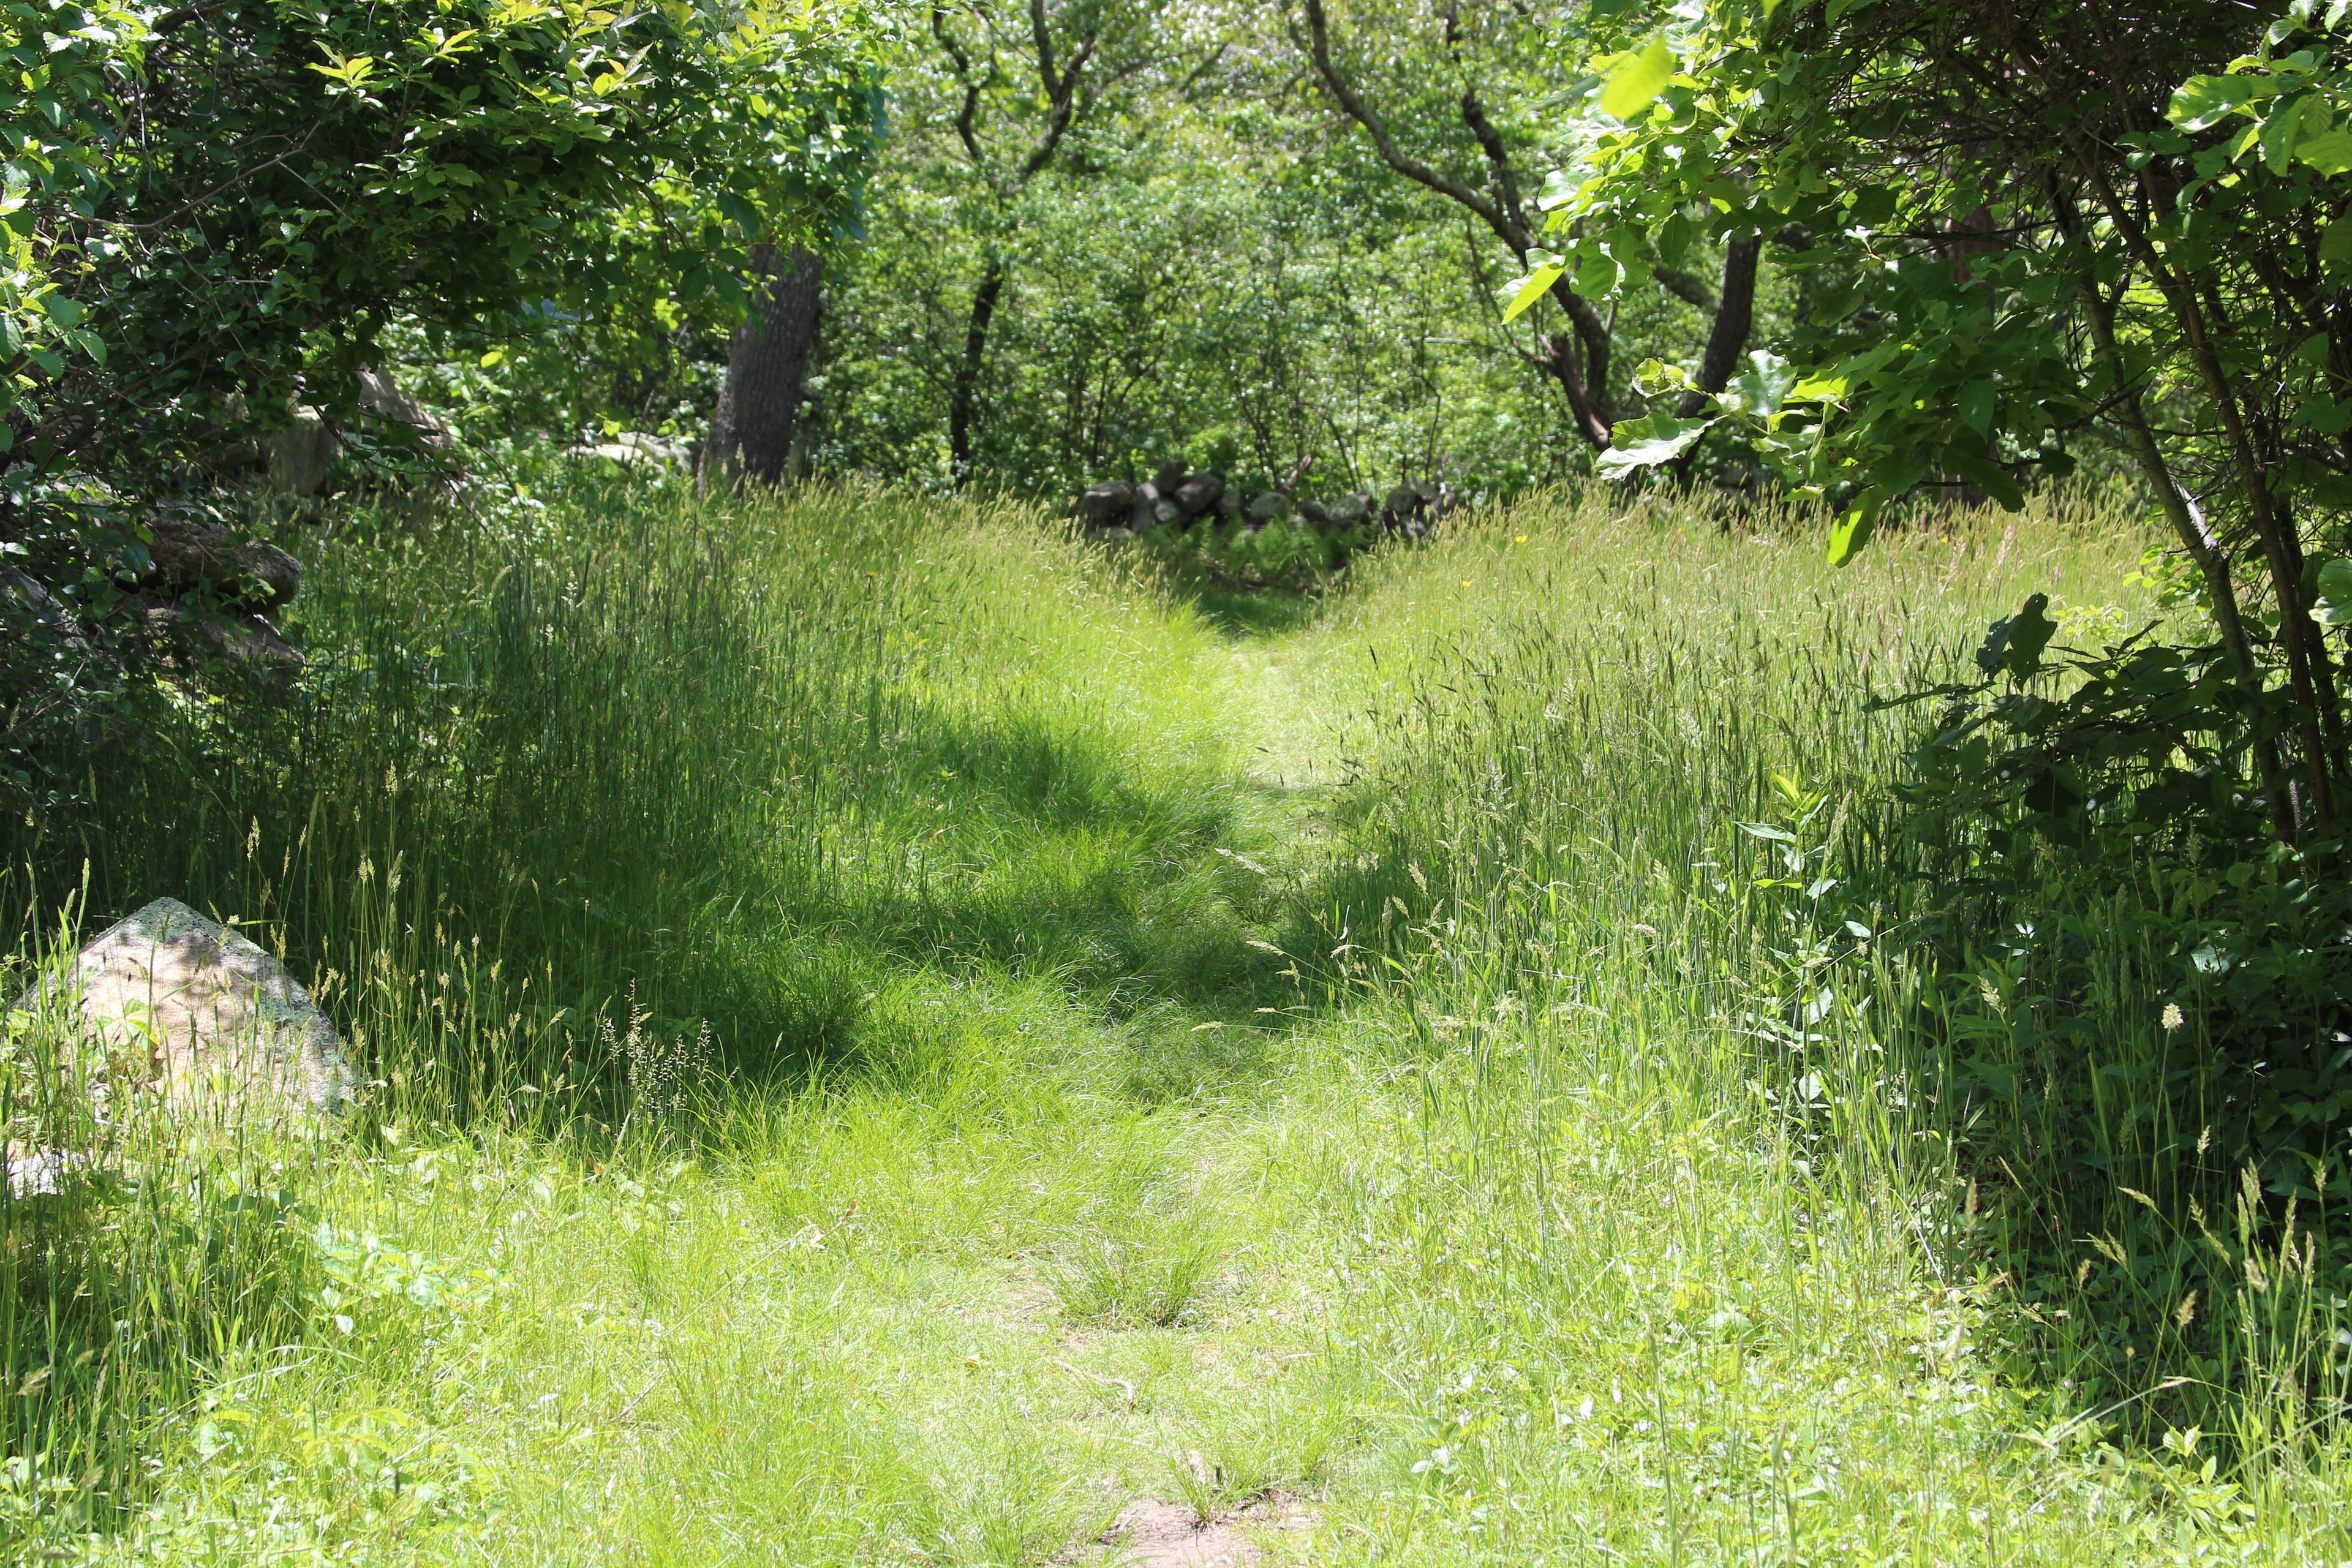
434;587;1360;1567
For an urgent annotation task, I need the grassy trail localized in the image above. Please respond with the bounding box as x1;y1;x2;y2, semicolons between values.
12;488;2352;1564
51;529;1370;1566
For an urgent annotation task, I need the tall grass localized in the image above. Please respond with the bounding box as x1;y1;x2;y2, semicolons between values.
2;478;2347;1562
2;478;1287;1548
1281;486;2352;1556
9;483;1281;1096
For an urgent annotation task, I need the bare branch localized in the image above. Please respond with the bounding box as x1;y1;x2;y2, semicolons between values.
1029;0;1058;97
1456;88;1528;242
932;6;990;172
1015;31;1096;184
1297;0;1525;254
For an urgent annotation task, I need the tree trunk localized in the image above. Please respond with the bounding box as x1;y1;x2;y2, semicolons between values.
703;244;823;492
1669;234;1765;480
1683;236;1763;412
949;260;1006;486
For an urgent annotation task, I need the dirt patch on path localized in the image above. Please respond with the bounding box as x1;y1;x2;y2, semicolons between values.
1095;1498;1319;1567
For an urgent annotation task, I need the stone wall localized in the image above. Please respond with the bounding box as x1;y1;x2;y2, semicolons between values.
1073;461;1457;541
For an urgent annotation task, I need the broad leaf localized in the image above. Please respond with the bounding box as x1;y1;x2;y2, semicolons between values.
1501;263;1564;323
2319;559;2352;626
1596;412;1712;478
1958;380;1997;436
2324;215;2352;276
1826;486;1887;567
2169;74;2272;131
1975;594;2057;679
2300;393;2352;435
1600;37;1676;122
2295;126;2352;173
2260;92;2316;172
1942;451;2026;511
1728;350;1795;417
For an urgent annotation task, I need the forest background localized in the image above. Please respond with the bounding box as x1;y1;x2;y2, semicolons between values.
412;0;1757;503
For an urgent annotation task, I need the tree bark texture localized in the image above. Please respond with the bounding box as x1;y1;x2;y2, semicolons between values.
704;244;823;491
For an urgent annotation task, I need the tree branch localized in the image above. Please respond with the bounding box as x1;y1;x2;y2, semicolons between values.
1014;31;1095;185
1029;0;1059;97
1544;276;1615;446
1297;0;1524;254
1682;236;1760;407
932;6;990;172
1455;87;1528;244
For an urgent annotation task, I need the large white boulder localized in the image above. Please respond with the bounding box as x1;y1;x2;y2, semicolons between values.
20;897;356;1117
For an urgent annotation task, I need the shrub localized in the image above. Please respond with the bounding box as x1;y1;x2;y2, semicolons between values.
1875;599;2352;1422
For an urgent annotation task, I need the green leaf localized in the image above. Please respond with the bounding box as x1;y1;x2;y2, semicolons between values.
1573;244;1624;298
2299;393;2352;434
1501;263;1564;323
1596;412;1713;479
1656;210;1694;267
2319;558;2352;625
1958;380;1997;436
1846;186;1898;229
2324;216;2352;276
1728;350;1795;418
1600;37;1676;122
1975;594;2057;679
2169;74;2272;132
2295;126;2352;173
1826;487;1887;567
2261;92;2313;172
1943;451;2027;511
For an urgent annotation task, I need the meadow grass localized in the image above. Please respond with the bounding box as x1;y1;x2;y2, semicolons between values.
2;480;2348;1563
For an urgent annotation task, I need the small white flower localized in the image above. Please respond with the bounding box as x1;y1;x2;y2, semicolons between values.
2162;1003;2186;1032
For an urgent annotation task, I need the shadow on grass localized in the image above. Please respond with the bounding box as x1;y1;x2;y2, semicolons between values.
676;697;1310;1098
7;673;1316;1117
4;497;1353;1125
1123;549;1333;639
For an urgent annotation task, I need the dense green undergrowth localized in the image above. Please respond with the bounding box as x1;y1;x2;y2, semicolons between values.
4;483;2350;1563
